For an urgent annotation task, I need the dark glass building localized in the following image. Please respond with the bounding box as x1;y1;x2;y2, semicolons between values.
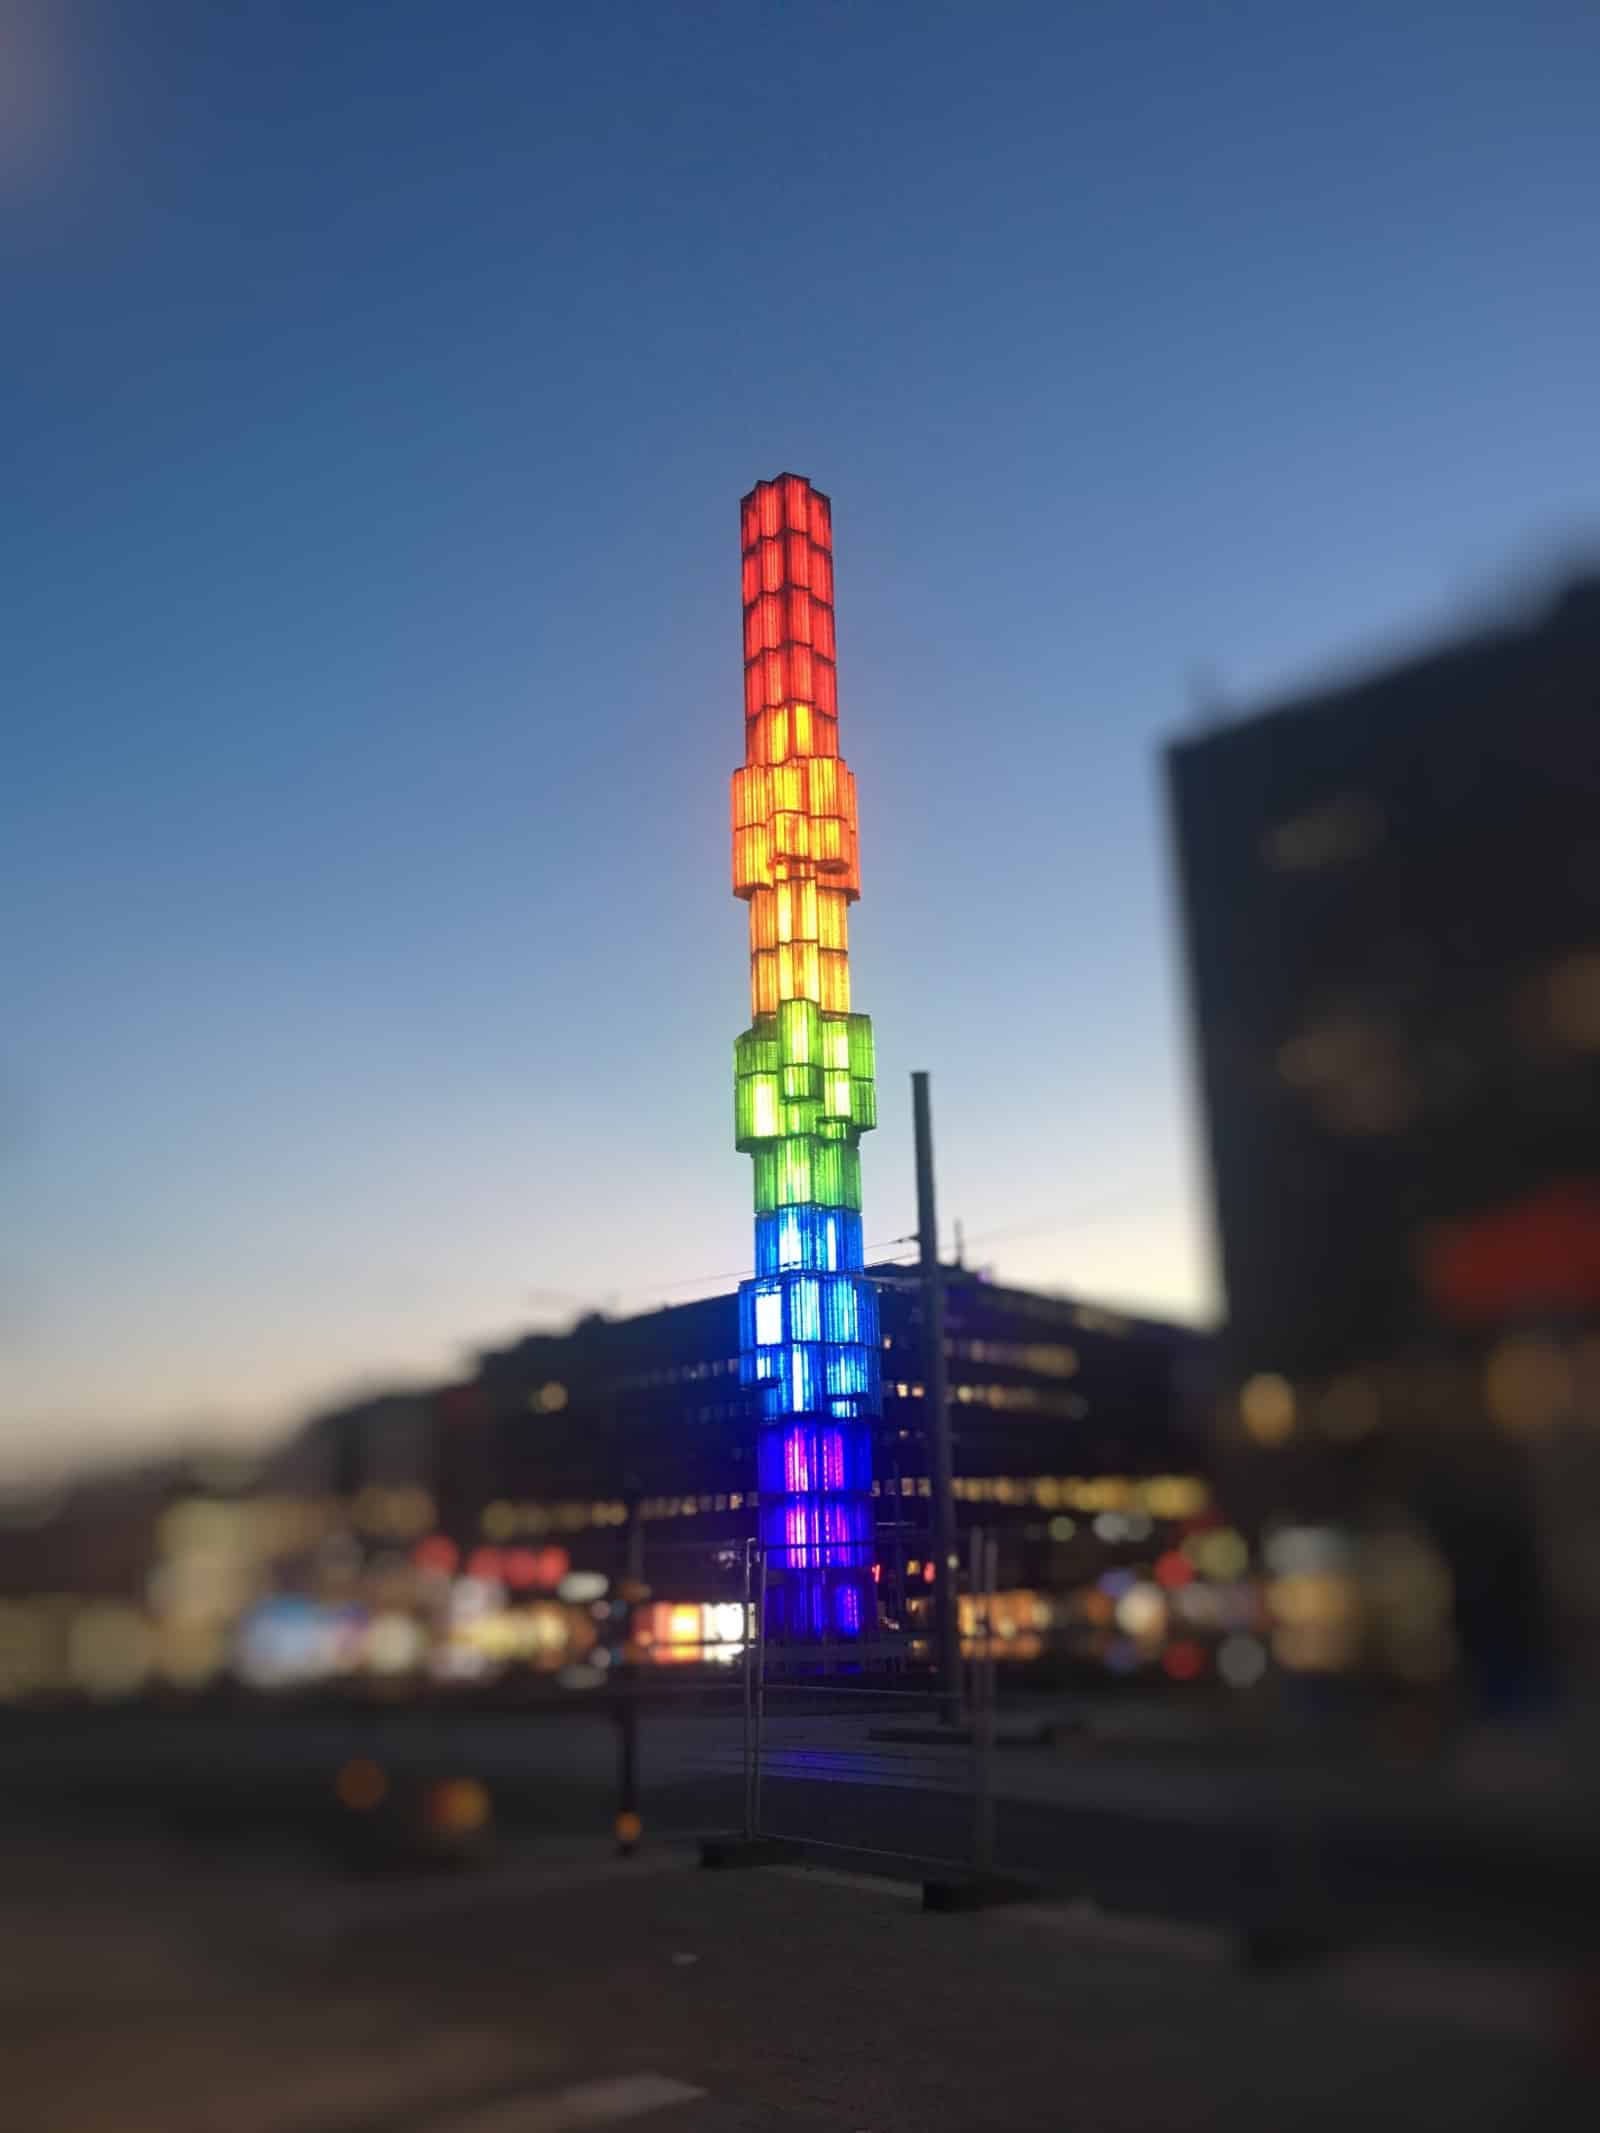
378;1269;1214;1642
1166;574;1600;1698
1169;575;1600;1389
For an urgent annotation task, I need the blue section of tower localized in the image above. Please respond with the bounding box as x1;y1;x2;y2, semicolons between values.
753;1207;863;1274
738;1271;881;1418
738;1226;878;1639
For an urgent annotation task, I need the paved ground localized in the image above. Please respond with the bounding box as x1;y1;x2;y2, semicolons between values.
2;1823;1590;2132
9;1699;1597;1961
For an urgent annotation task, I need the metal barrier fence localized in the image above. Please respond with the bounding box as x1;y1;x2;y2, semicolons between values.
734;1531;1000;1875
613;1529;1002;1873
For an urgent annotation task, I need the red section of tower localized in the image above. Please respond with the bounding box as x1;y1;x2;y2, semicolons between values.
732;475;860;1023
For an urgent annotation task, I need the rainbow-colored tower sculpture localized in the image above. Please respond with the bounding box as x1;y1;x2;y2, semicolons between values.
732;474;879;1641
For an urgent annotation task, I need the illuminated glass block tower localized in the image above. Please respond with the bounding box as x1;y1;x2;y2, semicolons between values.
732;474;879;1641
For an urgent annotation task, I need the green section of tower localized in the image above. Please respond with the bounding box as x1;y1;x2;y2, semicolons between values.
752;1136;863;1213
734;1005;877;1152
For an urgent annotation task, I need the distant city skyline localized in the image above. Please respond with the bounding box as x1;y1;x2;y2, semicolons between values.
5;2;1597;1475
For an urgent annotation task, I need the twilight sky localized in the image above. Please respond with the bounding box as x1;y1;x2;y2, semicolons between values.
4;0;1596;1475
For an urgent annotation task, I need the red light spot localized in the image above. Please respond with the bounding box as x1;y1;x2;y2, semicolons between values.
870;1561;881;1582
1425;1180;1600;1324
534;1547;571;1590
467;1546;502;1582
414;1535;458;1576
501;1547;540;1589
1163;1640;1206;1681
1154;1550;1195;1589
923;1561;936;1584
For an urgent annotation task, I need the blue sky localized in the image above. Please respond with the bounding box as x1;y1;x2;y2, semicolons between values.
4;0;1596;1472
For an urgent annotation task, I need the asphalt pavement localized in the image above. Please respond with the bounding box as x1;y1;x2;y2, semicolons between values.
1;1822;1587;2132
7;1697;1598;1963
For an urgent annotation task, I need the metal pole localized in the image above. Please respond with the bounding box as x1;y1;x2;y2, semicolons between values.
966;1524;982;1724
741;1539;754;1838
974;1532;998;1877
913;1070;961;1724
615;1690;639;1855
752;1544;769;1836
967;1525;985;1870
616;1447;645;1857
626;1490;645;1590
890;1447;905;1665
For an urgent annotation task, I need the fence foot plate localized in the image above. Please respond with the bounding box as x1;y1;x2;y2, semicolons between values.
923;1874;1034;1913
699;1836;806;1871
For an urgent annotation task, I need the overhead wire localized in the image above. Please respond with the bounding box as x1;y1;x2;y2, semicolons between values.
526;1194;1160;1320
